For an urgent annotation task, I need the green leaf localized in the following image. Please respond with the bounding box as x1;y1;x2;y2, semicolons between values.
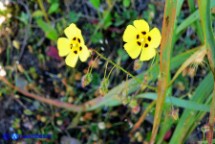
89;0;100;9
136;93;210;112
32;10;44;18
176;11;199;35
102;11;112;29
123;0;130;8
24;109;33;115
18;12;29;25
176;0;215;35
48;0;58;3
170;73;214;143
36;18;58;40
114;13;125;26
117;48;128;61
101;92;210;112
48;3;59;14
90;31;103;44
69;11;80;23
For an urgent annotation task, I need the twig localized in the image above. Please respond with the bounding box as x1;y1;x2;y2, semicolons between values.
0;76;105;112
130;100;156;135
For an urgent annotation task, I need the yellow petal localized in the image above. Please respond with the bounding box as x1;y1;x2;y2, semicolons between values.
147;28;161;48
64;23;82;39
65;52;79;67
79;35;85;45
79;45;90;62
124;42;141;59
57;37;70;56
123;25;138;43
133;19;149;33
140;48;156;61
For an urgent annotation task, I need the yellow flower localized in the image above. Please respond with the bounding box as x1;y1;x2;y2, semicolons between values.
123;19;161;61
57;23;90;67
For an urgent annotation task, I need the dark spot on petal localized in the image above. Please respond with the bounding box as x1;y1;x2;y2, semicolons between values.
148;36;151;41
74;50;78;54
137;41;141;46
79;46;82;51
70;44;73;49
73;37;76;40
144;43;148;48
78;38;81;43
136;34;139;39
142;31;146;35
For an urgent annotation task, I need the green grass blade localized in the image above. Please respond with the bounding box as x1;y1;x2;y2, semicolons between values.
198;0;215;142
136;93;210;112
151;1;178;143
176;0;215;36
170;73;214;143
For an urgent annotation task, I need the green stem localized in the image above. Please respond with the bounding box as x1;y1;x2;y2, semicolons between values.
37;0;49;22
107;65;116;79
93;50;156;91
93;50;139;81
198;1;215;144
150;0;178;143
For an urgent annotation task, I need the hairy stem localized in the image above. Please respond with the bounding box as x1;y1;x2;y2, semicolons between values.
150;0;178;143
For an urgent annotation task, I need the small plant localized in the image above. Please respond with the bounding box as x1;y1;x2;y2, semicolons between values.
0;0;215;144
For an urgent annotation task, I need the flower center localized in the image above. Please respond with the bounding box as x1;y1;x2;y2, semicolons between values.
70;37;82;54
136;31;152;48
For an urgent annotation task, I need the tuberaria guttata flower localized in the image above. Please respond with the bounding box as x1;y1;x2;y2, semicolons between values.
123;19;161;61
57;23;90;67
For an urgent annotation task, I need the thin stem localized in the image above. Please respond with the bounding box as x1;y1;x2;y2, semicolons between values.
93;49;141;83
93;49;156;91
130;100;156;135
37;0;49;22
107;65;116;79
104;62;108;79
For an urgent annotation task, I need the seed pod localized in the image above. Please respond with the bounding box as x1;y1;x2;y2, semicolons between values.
99;78;109;96
81;73;93;88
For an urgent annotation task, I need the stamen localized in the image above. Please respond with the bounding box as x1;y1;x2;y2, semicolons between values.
144;43;148;48
70;44;73;49
73;37;76;40
148;36;151;41
137;41;141;46
74;50;78;54
136;34;139;39
78;38;81;43
79;46;82;51
142;31;146;35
